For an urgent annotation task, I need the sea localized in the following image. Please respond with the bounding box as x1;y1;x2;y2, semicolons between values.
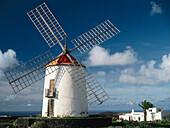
0;110;132;117
0;110;170;117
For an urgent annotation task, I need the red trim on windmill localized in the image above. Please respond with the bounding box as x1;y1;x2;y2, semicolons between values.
57;55;73;64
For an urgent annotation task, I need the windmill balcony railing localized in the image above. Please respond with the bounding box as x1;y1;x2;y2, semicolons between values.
45;88;56;98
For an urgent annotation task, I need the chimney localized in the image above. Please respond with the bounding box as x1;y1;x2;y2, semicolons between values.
132;109;134;113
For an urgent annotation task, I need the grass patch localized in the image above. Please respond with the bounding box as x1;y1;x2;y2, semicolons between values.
20;116;104;119
110;120;170;127
20;117;47;119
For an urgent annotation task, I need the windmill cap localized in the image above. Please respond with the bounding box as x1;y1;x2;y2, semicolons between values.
46;52;85;68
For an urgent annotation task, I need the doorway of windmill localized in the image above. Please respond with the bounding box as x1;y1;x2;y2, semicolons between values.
48;99;54;117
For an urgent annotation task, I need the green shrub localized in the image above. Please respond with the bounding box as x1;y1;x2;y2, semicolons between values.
139;122;149;128
36;114;42;117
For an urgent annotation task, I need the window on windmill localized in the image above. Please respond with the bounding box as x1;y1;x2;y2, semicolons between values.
49;79;56;97
50;79;55;90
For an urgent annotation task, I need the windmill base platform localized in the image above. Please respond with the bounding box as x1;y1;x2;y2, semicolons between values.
17;117;112;128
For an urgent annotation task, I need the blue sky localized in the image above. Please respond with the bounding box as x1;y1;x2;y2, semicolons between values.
0;0;170;112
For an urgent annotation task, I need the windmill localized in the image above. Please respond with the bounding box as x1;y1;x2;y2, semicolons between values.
4;3;120;117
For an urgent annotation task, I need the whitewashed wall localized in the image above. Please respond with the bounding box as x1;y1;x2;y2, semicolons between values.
119;108;163;122
42;65;88;117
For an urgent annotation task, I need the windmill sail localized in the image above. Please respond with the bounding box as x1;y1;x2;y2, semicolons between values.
4;50;59;93
4;2;120;111
65;58;109;108
70;20;120;54
55;66;66;89
27;3;67;50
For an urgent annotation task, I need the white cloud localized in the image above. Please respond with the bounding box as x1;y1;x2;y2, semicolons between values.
150;1;162;16
4;94;17;101
0;49;18;80
105;85;170;109
106;85;170;99
86;46;137;66
0;70;4;78
0;79;44;111
27;104;32;106
96;71;106;76
119;67;159;85
109;71;115;74
0;49;45;111
160;54;170;69
127;101;134;106
119;53;170;85
0;49;18;70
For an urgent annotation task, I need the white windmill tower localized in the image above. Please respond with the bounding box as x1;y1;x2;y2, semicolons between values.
4;2;120;117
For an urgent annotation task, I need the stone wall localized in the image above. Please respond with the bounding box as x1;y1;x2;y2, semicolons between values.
17;117;112;128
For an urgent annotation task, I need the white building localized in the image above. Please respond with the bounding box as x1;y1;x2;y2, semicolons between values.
42;53;88;117
119;108;163;121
